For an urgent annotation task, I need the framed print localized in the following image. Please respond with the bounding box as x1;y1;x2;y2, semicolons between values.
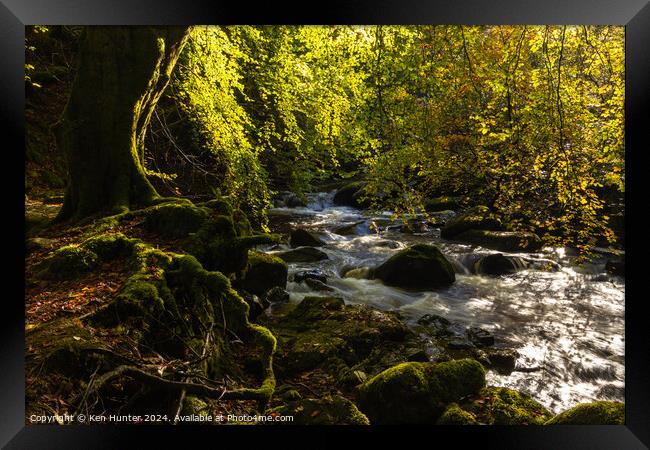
3;0;649;447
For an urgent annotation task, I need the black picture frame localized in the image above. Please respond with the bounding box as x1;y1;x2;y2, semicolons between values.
4;0;648;447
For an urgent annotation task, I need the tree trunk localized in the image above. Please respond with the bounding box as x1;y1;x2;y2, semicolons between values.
55;26;191;220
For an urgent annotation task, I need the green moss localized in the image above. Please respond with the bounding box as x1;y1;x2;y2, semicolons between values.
287;296;346;323
546;401;624;425
437;403;479;425
268;395;370;425
373;244;455;290
357;359;486;424
333;181;367;207
180;396;210;416
82;232;138;260
142;202;210;238
462;387;552;425
35;245;99;280
440;206;504;239
201;198;234;216
241;251;288;297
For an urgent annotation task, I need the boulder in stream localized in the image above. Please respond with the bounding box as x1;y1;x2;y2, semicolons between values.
373;244;455;290
305;278;335;292
241;251;288;297
455;229;543;252
440;206;504;239
277;247;329;263
332;181;369;208
473;253;528;276
294;269;327;283
341;266;374;279
333;221;365;236
289;228;325;247
466;326;495;347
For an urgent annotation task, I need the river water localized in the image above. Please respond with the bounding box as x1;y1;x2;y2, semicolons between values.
262;191;625;414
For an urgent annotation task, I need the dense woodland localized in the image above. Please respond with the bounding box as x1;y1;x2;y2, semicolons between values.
25;26;625;426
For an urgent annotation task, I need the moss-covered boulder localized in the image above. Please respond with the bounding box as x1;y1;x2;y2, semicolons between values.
241;252;288;297
35;245;99;280
34;233;141;281
142;202;209;239
460;387;552;425
268;395;370;425
473;253;529;276
138;199;278;275
289;229;325;248
333;181;367;208
456;229;543;252
259;296;423;380
440;206;504;240
437;403;479;425
373;244;455;290
287;296;346;322
82;233;138;260
357;359;486;424
276;247;329;263
546;401;624;425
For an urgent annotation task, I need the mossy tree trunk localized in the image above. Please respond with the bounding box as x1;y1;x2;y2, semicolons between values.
55;26;191;220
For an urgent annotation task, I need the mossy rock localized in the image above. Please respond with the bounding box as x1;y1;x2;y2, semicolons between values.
35;245;99;280
283;332;354;373
456;229;543;252
241;251;288;297
265;297;420;378
440;206;504;239
276;247;329;263
333;181;367;208
82;233;138;260
142;202;209;238
268;395;370;425
286;296;346;324
460;386;552;425
289;228;325;248
437;403;479;425
137;199;278;274
546;401;624;425
357;359;486;424
373;244;455;290
201;198;234;216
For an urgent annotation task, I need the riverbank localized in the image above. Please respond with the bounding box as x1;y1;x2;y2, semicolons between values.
24;191;624;425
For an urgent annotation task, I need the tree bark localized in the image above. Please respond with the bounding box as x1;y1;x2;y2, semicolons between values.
55;26;191;220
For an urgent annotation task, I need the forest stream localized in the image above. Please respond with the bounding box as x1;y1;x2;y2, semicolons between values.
262;191;625;415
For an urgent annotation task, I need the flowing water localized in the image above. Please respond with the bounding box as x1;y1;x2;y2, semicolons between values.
262;191;625;414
